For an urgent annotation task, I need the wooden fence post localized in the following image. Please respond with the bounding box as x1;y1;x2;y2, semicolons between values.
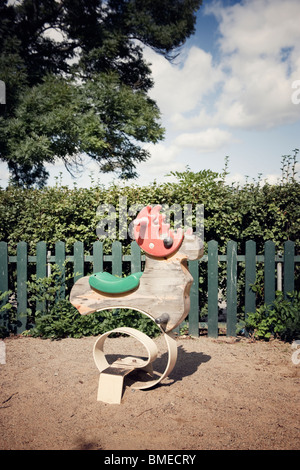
245;240;256;316
130;241;142;274
284;240;294;297
188;259;199;337
36;241;47;314
55;241;65;300
207;240;218;338
17;241;27;333
226;240;237;337
74;241;84;283
112;241;122;276
93;241;103;273
0;241;8;330
264;241;275;306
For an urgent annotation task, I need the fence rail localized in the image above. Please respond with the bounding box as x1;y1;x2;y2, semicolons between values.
0;240;299;337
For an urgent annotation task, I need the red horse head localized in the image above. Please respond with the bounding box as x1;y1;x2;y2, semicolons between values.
133;205;184;257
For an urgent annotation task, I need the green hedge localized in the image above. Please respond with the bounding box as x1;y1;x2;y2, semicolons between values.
1;162;299;256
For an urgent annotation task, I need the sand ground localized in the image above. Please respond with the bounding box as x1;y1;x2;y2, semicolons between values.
0;334;299;450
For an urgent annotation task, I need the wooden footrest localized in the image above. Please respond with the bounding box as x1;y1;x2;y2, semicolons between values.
93;326;177;404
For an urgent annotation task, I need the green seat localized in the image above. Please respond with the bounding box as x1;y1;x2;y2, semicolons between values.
89;271;143;294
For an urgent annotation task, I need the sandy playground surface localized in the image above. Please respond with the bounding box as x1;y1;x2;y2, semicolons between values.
0;333;299;451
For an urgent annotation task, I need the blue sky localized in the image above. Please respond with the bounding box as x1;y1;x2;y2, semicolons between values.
135;0;300;187
1;0;300;188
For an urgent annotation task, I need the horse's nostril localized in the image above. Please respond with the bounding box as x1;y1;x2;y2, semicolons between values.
163;237;173;249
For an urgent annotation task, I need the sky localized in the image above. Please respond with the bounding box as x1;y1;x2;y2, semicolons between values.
1;0;300;188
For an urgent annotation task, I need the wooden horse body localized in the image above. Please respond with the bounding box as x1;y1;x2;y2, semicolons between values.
70;205;203;333
70;205;203;403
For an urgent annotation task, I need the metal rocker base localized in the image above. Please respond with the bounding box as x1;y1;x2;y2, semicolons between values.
93;327;178;404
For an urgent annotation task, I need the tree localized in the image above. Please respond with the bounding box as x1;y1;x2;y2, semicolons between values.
0;0;202;187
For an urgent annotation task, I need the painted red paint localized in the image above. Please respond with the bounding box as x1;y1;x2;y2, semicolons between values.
133;205;184;257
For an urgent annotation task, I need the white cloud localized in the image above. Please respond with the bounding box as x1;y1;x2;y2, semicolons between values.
140;143;185;176
42;27;66;43
144;142;179;162
204;0;300;129
0;162;9;186
134;127;234;185
137;0;300;185
226;172;283;186
144;46;224;117
264;173;281;185
137;128;234;180
145;0;300;134
225;172;247;186
174;128;234;153
209;0;300;59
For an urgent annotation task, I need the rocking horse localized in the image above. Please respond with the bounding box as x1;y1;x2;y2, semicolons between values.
70;205;203;403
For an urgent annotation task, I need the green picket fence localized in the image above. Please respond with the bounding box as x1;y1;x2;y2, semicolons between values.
0;240;298;337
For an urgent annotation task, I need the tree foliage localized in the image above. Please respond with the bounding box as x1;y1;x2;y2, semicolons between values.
0;0;202;186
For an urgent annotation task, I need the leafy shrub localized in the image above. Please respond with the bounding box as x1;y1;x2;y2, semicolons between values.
245;291;300;341
0;290;14;338
30;300;161;339
27;263;70;315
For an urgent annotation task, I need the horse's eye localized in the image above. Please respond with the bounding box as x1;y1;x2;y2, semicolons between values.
163;237;173;249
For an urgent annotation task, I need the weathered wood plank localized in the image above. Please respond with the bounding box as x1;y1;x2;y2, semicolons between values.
70;247;197;333
226;240;237;337
130;241;141;274
264;241;275;306
245;240;256;316
0;241;9;330
207;240;218;338
74;241;84;283
17;242;27;333
36;241;47;313
284;240;294;297
93;241;103;273
112;241;122;277
188;259;199;337
55;241;65;300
